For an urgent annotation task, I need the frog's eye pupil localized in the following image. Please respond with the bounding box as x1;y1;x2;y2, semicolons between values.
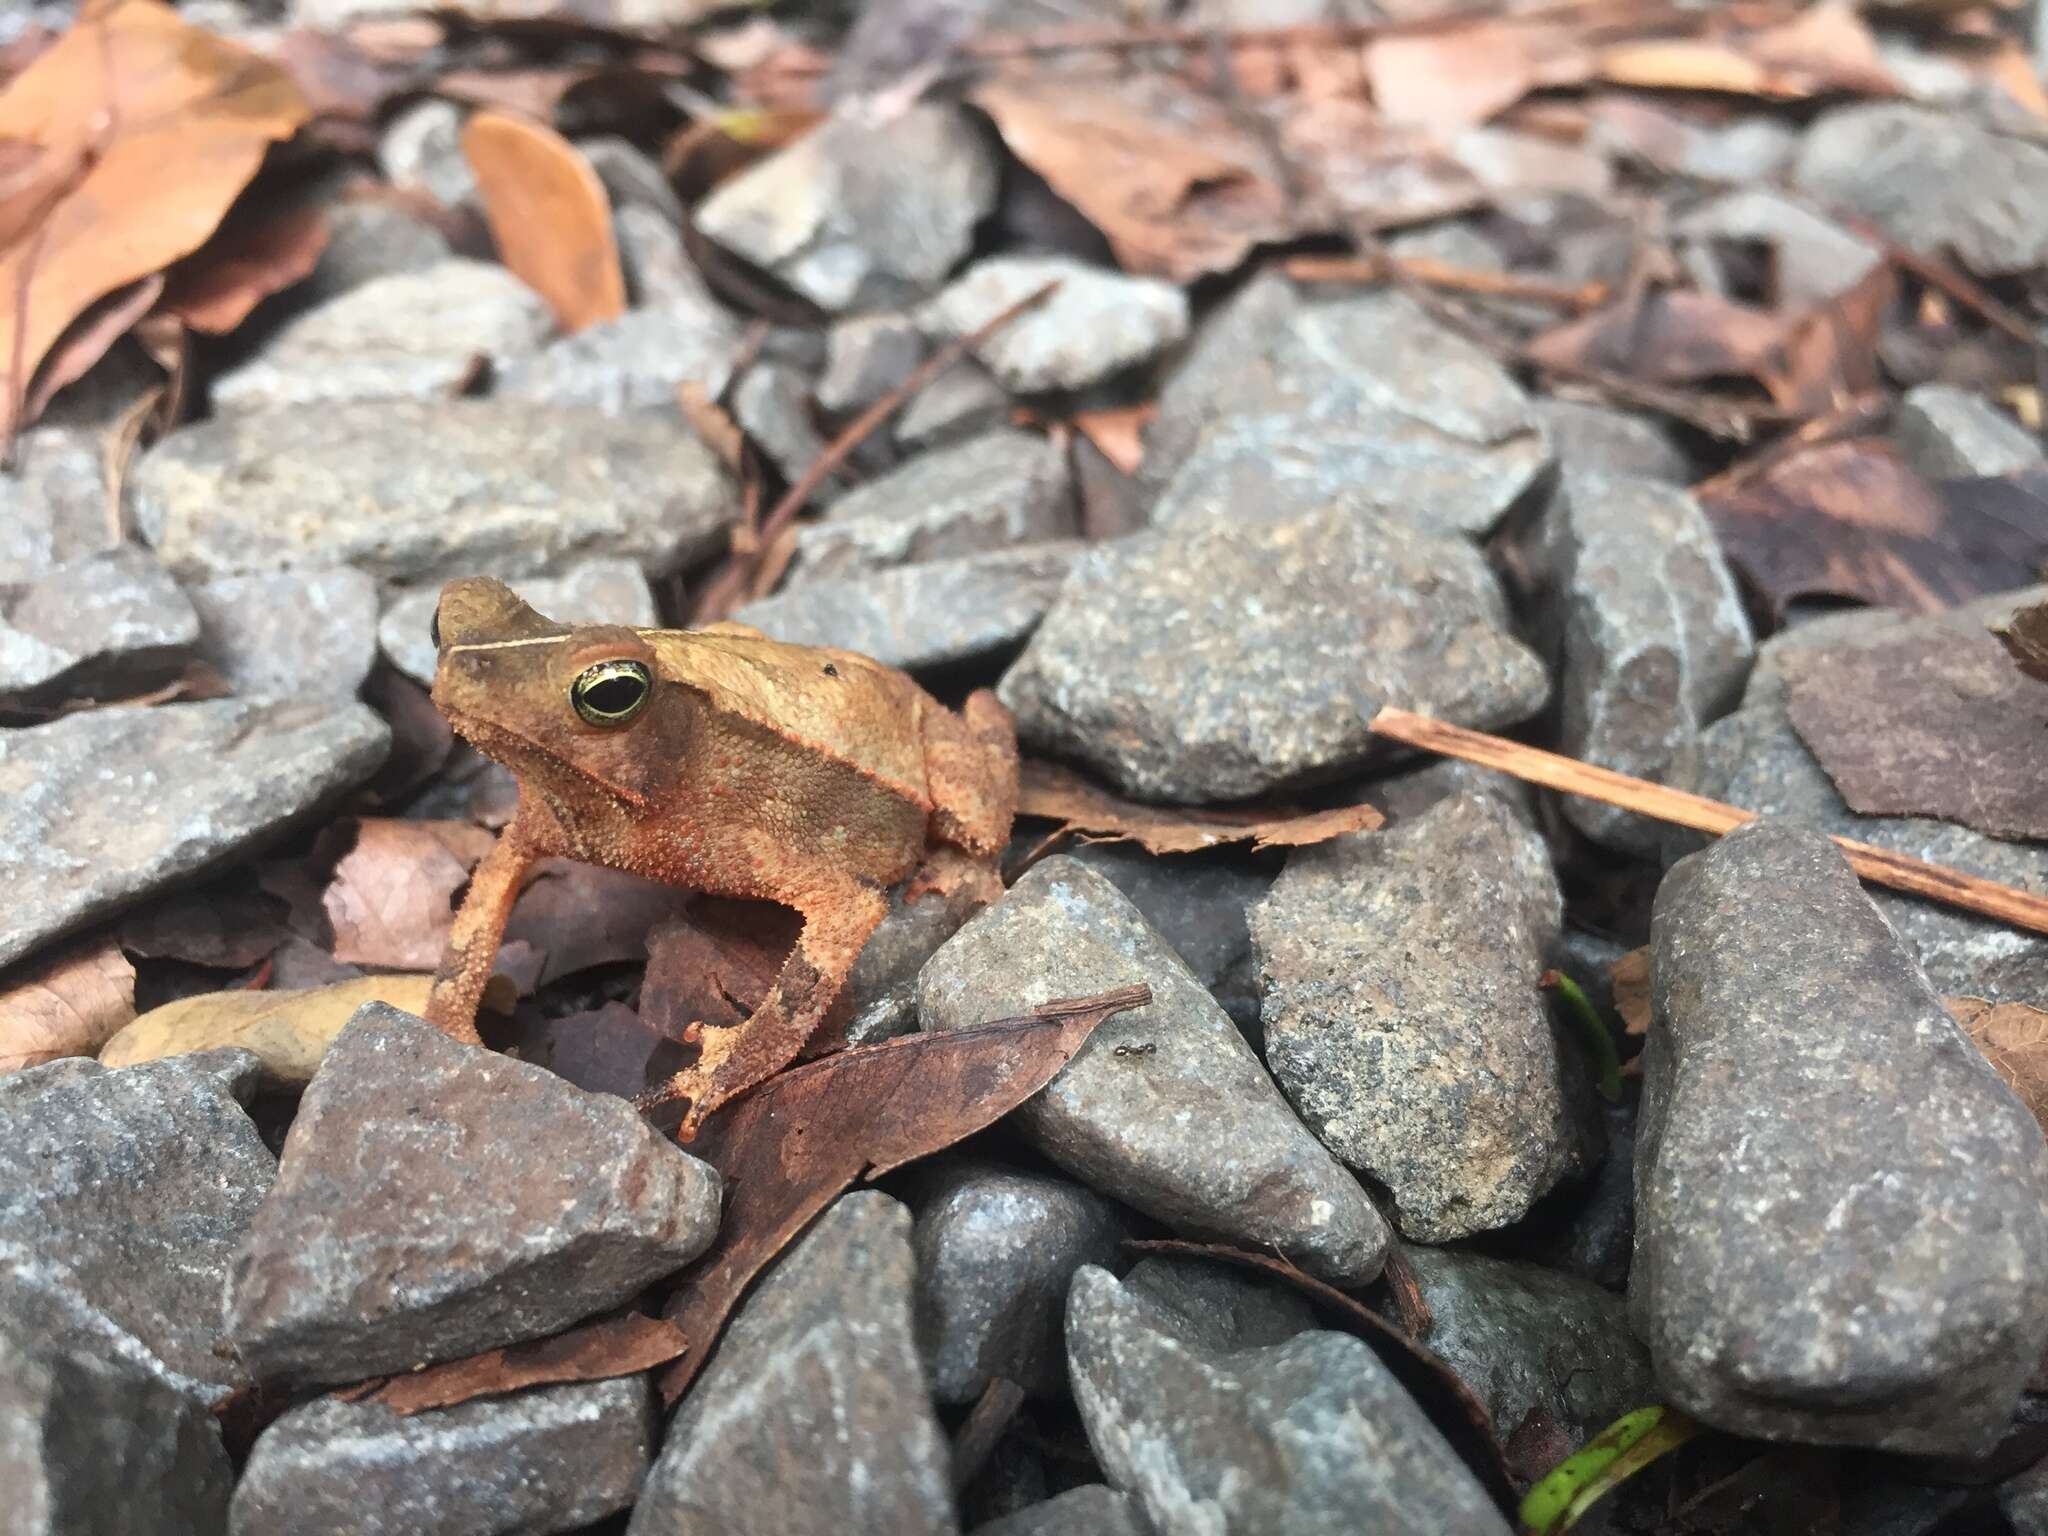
572;660;652;726
428;607;441;649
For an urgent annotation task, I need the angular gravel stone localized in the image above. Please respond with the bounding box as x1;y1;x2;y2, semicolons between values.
1794;103;2048;275
0;1052;273;1405
1535;398;1691;482
794;428;1076;581
224;1005;722;1387
1894;382;2043;480
494;298;744;414
0;698;389;968
295;199;453;306
1067;1265;1511;1536
897;361;1011;449
579;135;685;224
632;1192;956;1536
921;255;1189;393
231;1377;653;1536
210;259;553;410
132;398;735;584
912;1160;1127;1402
737;544;1081;673
1000;505;1549;802
615;204;712;309
2001;1459;2048;1535
188;568;381;702
0;545;199;707
1120;1255;1316;1354
0;1333;233;1536
377;98;477;209
1545;470;1754;856
733;360;846;501
971;1487;1151;1536
379;557;658;687
0;426;118;584
696;101;998;312
1672;189;1883;307
1144;274;1549;540
1404;1249;1655;1443
1635;821;2048;1456
1254;794;1600;1241
815;878;994;1052
819;310;926;416
920;857;1388;1284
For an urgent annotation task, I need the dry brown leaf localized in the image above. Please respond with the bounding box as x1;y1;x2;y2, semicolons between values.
462;109;625;334
0;0;309;437
157;203;329;332
1995;599;2048;685
98;973;434;1084
20;273;164;425
1017;759;1382;856
1596;4;1892;99
1367;26;1540;133
1611;946;1650;1037
0;937;136;1074
360;1313;688;1416
1948;996;2048;1130
657;985;1150;1405
323;819;496;971
1527;287;1791;392
1071;403;1153;476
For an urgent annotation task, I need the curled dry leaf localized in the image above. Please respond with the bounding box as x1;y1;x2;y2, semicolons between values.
157;203;330;333
1948;996;2048;1132
0;0;309;437
358;1313;689;1417
324;819;496;971
1017;758;1383;856
0;937;136;1074
98;973;435;1085
1996;599;2048;685
657;985;1152;1405
1610;947;1650;1037
1071;403;1153;477
462;109;625;334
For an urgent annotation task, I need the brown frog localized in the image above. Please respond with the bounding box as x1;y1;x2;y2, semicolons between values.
420;577;1019;1138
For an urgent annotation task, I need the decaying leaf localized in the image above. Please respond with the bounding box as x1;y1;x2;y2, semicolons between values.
1595;0;1892;99
0;0;310;436
118;883;292;969
323;819;496;971
497;999;683;1100
1072;403;1153;476
657;985;1151;1405
1018;759;1384;856
0;937;136;1074
1783;623;2048;842
1610;947;1650;1037
97;973;435;1084
1699;442;2048;618
1948;996;2048;1131
639;905;794;1043
508;861;698;991
1526;288;1791;394
358;1313;688;1417
1995;598;2048;685
156;203;329;333
462;109;625;334
21;274;164;425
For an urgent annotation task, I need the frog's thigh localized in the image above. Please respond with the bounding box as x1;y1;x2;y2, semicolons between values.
922;689;1018;856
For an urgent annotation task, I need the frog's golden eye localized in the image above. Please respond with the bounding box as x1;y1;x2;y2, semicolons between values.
571;660;653;726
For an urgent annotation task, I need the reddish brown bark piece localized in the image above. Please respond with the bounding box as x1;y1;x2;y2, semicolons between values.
656;985;1152;1405
1018;759;1383;856
1783;626;2048;842
359;1313;688;1416
1998;600;2048;685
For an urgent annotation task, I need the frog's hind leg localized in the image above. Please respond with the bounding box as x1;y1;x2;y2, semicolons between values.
923;689;1019;858
637;879;890;1139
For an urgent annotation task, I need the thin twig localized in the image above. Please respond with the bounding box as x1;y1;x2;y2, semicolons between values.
950;1378;1026;1492
1283;254;1608;311
1368;707;2048;938
690;279;1060;624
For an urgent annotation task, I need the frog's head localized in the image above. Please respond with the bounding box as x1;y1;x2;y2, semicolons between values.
429;576;684;809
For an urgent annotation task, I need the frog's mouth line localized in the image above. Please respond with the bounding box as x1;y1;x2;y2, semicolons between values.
443;713;651;812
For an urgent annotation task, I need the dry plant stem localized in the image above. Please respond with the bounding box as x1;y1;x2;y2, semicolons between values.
1368;707;2048;938
690;279;1061;624
1283;254;1608;311
950;1378;1027;1491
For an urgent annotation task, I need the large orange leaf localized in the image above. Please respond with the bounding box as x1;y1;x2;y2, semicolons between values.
0;0;309;435
462;109;625;334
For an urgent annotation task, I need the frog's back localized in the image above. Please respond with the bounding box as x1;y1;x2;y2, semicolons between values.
648;627;934;808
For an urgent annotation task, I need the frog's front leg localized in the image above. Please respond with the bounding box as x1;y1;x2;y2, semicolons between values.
423;805;546;1045
637;878;890;1139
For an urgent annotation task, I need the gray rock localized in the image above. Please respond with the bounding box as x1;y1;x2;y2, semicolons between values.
1367;757;1537;829
0;1333;233;1536
818;877;992;1051
1674;114;1800;183
737;544;1080;674
379;557;657;687
897;360;1011;449
1534;398;1692;483
1143;274;1549;541
0;1052;274;1406
0;427;118;585
971;1486;1150;1536
211;259;553;410
913;1160;1127;1402
1404;1248;1654;1443
1254;794;1600;1241
1518;1095;1637;1292
1451;126;1612;199
579;135;684;225
0;545;199;707
1672;189;1883;307
919;858;1388;1285
1894;382;2043;479
296;199;453;306
615;204;717;310
1794;103;2048;275
1120;1255;1316;1354
224;1004;722;1387
921;255;1189;393
0;698;388;968
696;101;998;313
132;398;735;584
1067;1265;1511;1536
632;1192;957;1536
2002;1457;2048;1535
819;310;927;416
495;298;744;415
377;99;477;210
1546;470;1754;857
794;428;1075;581
733;360;843;500
1635;821;2048;1456
1000;504;1549;803
188;567;381;702
231;1377;654;1536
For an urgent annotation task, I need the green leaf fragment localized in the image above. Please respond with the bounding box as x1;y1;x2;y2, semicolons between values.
1539;969;1623;1102
1517;1404;1702;1536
